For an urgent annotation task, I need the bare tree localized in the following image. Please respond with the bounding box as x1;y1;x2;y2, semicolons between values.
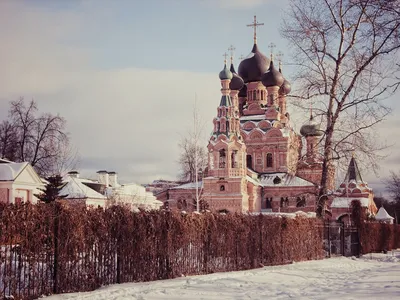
0;120;17;161
282;0;400;215
178;97;207;184
385;170;400;202
178;136;207;183
3;98;78;176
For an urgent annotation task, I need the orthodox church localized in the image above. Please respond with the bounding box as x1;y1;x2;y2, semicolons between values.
156;16;377;220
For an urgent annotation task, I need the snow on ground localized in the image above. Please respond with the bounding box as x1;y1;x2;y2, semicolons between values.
43;251;400;300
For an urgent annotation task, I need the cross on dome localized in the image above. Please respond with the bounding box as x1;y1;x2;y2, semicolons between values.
276;51;284;70
222;52;229;64
268;42;276;60
247;15;264;44
228;45;236;63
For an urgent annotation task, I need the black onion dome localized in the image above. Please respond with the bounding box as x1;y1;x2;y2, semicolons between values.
219;63;233;80
300;115;323;137
261;61;284;87
229;63;244;91
238;84;247;97
238;44;270;83
279;78;291;95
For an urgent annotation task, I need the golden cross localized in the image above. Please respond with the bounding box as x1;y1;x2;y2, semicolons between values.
247;15;264;44
268;42;276;60
228;45;235;63
223;52;229;64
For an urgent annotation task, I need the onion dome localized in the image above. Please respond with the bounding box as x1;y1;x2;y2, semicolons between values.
261;61;284;87
279;79;291;95
219;63;233;80
300;114;323;137
238;44;270;83
238;84;247;97
229;64;244;91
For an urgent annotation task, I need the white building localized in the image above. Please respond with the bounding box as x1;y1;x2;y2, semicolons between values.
60;170;162;211
0;158;44;204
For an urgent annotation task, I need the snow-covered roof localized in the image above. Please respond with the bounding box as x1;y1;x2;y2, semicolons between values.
171;181;203;190
240;114;266;121
330;197;369;208
60;177;106;200
375;207;394;220
259;173;315;187
246;175;261;186
249;211;317;219
0;162;28;181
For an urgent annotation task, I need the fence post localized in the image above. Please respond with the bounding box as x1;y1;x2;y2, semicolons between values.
53;202;60;294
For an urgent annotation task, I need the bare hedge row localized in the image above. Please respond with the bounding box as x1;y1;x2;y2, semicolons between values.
358;222;400;254
0;203;324;299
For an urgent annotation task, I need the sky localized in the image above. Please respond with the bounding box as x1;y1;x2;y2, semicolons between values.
0;0;399;194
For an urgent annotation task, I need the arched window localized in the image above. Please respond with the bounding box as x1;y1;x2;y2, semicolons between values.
231;150;238;168
220;185;225;191
246;155;252;169
296;196;306;207
266;153;273;168
253;90;257;100
266;197;272;209
219;149;226;168
280;197;289;207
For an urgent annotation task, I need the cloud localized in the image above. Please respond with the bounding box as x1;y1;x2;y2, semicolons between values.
211;0;273;9
0;1;220;184
1;0;400;192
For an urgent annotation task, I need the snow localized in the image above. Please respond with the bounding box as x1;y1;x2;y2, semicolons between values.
42;251;400;300
260;173;315;187
330;197;369;208
172;181;203;190
59;177;106;199
0;162;27;181
250;210;316;219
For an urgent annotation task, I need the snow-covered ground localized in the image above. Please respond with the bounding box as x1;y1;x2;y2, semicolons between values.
43;251;400;300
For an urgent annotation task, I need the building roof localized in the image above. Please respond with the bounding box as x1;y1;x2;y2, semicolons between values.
344;157;363;183
170;181;203;190
59;177;107;200
330;197;369;208
0;162;28;181
375;207;394;220
259;173;315;187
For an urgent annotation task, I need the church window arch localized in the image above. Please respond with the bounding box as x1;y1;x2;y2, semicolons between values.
253;90;257;100
219;149;226;168
231;150;238;168
296;196;306;207
264;197;272;209
280;197;289;207
266;153;273;168
246;154;253;169
220;185;225;191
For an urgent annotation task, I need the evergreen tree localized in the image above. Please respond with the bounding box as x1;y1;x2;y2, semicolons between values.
35;175;68;203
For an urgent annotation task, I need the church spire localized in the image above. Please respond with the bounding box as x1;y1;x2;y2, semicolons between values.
344;156;363;183
247;15;264;44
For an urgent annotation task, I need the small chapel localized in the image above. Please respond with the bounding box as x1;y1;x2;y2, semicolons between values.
156;16;377;219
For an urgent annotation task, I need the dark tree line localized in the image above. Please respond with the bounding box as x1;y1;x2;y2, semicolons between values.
0;98;78;177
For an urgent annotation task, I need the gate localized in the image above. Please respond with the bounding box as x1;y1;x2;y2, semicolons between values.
323;221;359;257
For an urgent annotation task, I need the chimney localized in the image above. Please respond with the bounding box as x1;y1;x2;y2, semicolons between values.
97;170;109;187
108;171;118;188
68;171;80;178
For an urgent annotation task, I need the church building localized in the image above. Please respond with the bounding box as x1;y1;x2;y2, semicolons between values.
157;16;376;219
